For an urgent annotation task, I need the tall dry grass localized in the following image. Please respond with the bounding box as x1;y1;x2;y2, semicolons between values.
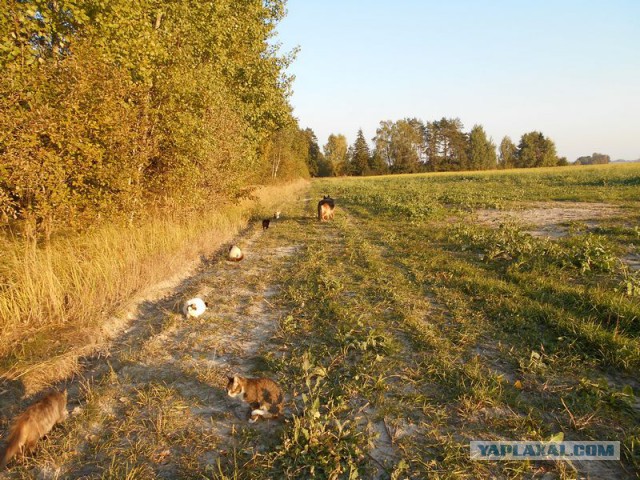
0;180;308;393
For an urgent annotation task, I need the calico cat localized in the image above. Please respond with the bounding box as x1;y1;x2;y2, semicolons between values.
1;390;68;469
226;375;283;422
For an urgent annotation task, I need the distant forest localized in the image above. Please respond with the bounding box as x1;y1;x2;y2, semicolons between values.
305;119;584;177
0;0;317;239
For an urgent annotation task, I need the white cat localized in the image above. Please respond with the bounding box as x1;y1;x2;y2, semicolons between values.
228;245;244;261
183;298;208;318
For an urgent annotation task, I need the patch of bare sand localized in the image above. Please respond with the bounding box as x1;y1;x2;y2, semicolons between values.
476;202;622;239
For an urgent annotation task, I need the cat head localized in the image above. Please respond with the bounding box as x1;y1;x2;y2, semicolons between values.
226;375;245;398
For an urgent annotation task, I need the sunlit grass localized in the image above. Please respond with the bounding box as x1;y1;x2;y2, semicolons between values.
0;180;308;393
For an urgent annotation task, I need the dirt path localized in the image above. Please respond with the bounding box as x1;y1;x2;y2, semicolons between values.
0;197;312;478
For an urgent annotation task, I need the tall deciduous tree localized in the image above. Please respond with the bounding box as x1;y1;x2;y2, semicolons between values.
515;132;558;168
302;128;323;177
373;119;424;173
262;123;311;181
393;119;425;173
467;125;497;170
323;134;348;176
498;136;517;169
373;120;395;170
0;0;300;238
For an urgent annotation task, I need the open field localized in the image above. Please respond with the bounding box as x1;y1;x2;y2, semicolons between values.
1;164;639;478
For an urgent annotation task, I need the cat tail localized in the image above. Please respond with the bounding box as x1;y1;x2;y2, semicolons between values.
1;426;26;469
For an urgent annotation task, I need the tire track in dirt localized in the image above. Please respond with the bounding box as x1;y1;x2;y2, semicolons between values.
315;211;423;478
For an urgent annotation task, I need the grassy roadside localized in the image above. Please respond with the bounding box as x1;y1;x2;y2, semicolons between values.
0;180;308;394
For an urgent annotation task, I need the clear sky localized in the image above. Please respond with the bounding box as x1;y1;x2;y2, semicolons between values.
274;0;640;162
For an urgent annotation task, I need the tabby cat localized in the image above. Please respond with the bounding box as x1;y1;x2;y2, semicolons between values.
1;390;68;469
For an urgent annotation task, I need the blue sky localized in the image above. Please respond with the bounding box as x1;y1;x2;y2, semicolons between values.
274;0;640;161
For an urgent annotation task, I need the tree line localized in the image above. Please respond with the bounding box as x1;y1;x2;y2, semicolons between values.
306;117;571;177
0;0;315;239
574;153;610;165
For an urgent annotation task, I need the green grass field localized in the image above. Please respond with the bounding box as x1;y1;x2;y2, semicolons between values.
1;164;638;479
232;163;639;478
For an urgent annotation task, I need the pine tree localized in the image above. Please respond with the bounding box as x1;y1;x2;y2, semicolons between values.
350;129;371;176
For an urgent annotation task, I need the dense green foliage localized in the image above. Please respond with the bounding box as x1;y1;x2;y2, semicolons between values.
514;131;558;168
0;0;312;238
467;124;497;170
498;135;517;169
375;118;424;174
321;133;348;176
